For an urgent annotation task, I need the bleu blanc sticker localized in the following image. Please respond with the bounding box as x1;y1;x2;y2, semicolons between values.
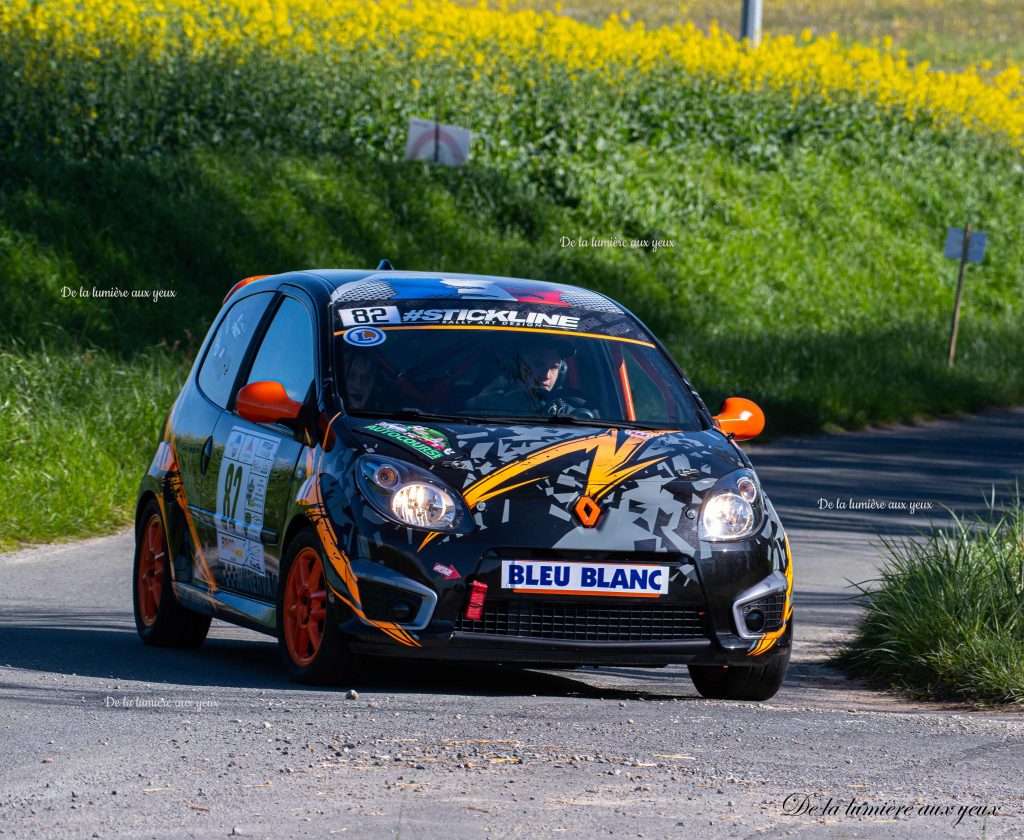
501;560;669;596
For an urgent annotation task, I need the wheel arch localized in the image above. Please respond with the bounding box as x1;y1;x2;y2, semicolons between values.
281;512;316;557
135;490;158;534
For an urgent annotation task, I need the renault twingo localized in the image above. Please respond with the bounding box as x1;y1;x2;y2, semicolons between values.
134;267;793;700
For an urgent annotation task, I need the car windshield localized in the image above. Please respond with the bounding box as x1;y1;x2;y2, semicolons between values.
332;300;704;430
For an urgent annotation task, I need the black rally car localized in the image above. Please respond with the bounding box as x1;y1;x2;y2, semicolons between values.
134;267;793;700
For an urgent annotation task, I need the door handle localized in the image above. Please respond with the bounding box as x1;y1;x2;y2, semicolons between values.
199;436;213;475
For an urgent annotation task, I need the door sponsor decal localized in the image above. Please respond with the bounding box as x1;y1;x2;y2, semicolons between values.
215;426;281;576
500;560;669;597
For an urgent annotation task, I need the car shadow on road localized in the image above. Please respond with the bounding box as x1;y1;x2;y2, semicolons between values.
0;615;704;702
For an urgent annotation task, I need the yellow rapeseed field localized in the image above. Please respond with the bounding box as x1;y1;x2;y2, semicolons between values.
1;0;1022;151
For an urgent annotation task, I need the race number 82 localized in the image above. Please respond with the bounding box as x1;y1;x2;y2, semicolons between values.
338;305;401;327
222;462;243;520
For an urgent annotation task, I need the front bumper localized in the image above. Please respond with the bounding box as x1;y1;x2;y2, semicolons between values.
329;555;792;666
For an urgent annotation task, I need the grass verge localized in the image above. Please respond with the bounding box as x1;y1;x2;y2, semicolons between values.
839;493;1024;705
0;344;187;552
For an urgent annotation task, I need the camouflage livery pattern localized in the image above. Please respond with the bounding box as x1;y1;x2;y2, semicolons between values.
134;267;793;674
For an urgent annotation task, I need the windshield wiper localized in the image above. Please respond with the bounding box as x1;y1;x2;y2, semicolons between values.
349;408;670;432
349;408;506;425
523;414;667;431
349;408;459;423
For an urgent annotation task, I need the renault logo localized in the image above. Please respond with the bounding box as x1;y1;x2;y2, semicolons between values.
573;495;602;527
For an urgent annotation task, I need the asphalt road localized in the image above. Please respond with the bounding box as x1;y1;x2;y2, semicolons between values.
1;408;1022;839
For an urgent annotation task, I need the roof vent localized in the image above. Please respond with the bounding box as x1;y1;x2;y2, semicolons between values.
376;259;395;271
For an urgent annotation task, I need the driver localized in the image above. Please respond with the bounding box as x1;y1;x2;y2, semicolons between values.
467;337;581;415
344;353;378;411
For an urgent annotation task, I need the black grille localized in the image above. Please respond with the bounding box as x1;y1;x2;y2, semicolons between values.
741;593;786;632
763;593;786;630
455;601;706;642
358;580;423;622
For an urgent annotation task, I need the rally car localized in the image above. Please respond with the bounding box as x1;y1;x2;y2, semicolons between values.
134;265;793;700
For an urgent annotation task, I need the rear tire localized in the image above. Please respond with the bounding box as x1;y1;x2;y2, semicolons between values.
133;499;211;647
277;528;367;686
689;649;790;701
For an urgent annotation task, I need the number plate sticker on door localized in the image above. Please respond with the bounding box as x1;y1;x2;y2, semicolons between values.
500;561;670;598
216;426;281;575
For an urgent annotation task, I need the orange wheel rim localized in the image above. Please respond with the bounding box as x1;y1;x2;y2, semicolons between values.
138;513;166;627
284;547;327;667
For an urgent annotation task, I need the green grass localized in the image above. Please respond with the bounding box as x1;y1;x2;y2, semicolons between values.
1;140;1022;549
0;344;187;551
506;0;1024;69
0;27;1022;549
839;493;1024;705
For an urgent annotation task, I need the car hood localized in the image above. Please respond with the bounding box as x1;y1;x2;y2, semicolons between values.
346;417;744;481
345;417;748;553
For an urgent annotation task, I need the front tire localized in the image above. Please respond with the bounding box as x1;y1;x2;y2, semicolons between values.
133;499;211;647
689;649;790;701
277;528;367;686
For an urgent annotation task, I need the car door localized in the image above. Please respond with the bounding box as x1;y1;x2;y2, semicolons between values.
206;292;318;601
180;290;275;586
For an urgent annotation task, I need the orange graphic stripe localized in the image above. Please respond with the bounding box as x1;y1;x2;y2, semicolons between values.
298;437;421;648
618;357;637;421
163;439;218;592
583;430;669;502
748;535;794;657
419;429;670;551
335;324;655;347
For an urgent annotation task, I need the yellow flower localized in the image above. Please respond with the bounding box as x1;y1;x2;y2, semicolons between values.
1;0;1020;153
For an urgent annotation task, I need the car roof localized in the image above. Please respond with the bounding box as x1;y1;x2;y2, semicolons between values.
306;269;625;313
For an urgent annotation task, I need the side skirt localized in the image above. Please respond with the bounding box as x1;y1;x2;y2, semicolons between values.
172;582;277;636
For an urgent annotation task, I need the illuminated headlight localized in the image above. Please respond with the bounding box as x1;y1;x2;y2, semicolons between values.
391;483;456;529
356;455;471;533
701;493;755;539
699;469;763;541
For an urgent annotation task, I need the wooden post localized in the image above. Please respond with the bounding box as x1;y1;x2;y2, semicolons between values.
946;222;971;368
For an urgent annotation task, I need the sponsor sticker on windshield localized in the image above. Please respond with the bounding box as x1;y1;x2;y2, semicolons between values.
363;422;456;460
338;306;402;327
336;305;581;332
501;560;669;597
400;308;580;330
343;326;387;346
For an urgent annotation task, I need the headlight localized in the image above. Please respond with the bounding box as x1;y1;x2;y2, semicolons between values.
391;483;456;529
699;469;763;541
356;455;471;532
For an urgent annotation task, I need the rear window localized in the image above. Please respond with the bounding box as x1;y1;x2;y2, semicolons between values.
197;292;273;409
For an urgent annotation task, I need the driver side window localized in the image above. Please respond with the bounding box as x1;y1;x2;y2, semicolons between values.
244;296;316;404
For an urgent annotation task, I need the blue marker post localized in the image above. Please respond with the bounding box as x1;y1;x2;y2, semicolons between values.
944;222;988;367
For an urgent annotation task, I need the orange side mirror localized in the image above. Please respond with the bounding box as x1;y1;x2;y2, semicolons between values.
713;397;765;442
236;381;303;426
